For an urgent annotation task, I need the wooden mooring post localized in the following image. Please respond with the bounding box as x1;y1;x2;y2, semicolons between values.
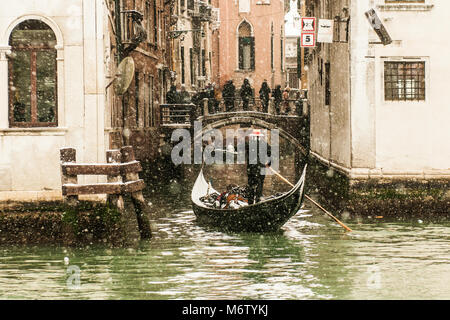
60;146;152;240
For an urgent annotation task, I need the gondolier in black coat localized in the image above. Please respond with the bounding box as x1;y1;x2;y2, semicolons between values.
245;129;271;205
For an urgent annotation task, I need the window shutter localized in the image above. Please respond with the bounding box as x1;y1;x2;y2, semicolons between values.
250;37;255;70
239;38;244;70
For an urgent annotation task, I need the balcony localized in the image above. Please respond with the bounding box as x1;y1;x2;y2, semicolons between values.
188;0;212;22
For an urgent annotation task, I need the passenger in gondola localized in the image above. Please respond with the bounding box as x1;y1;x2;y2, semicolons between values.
245;129;271;205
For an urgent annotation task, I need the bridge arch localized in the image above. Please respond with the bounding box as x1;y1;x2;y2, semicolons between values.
194;113;308;156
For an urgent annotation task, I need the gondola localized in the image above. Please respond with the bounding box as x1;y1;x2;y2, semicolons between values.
191;165;307;232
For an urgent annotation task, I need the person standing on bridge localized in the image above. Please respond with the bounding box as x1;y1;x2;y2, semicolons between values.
166;85;179;104
259;80;271;113
283;87;291;115
179;85;191;104
223;80;236;112
240;78;253;111
272;85;283;115
245;129;272;205
214;83;222;113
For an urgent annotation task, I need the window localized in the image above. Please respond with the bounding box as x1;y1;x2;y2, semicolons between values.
384;61;425;101
270;23;274;70
202;49;206;76
280;26;284;71
181;46;185;84
8;19;57;127
325;62;331;105
148;75;155;127
145;0;157;45
189;47;194;85
238;21;255;71
135;71;141;127
187;0;194;11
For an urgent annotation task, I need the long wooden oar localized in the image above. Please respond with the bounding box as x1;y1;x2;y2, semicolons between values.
268;167;353;232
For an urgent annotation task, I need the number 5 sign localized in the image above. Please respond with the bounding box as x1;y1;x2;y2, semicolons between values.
301;32;316;47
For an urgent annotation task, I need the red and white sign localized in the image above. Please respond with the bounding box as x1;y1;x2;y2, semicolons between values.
301;17;316;32
301;32;316;47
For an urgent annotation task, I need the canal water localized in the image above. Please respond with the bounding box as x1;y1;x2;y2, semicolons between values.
0;164;449;300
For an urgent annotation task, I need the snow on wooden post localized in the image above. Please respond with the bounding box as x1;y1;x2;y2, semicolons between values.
60;147;79;206
120;146;152;239
106;149;124;212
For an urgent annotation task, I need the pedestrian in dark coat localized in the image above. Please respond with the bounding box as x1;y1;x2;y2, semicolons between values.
259;80;271;113
222;80;236;112
166;85;179;104
179;85;191;104
240;78;253;111
283;87;291;115
272;85;283;115
207;84;216;114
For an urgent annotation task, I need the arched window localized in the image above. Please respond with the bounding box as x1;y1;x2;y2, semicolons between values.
238;21;254;71
8;19;57;127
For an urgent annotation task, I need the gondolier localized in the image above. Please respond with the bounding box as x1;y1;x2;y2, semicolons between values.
191;165;307;232
245;129;271;204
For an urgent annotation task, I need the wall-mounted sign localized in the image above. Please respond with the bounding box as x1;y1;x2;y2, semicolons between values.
317;19;334;43
300;32;316;47
365;9;392;45
301;17;316;32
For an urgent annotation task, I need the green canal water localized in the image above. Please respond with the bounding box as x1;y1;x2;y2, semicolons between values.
0;166;449;300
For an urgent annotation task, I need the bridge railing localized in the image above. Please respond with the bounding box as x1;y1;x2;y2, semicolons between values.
211;98;304;116
160;104;196;127
160;98;307;127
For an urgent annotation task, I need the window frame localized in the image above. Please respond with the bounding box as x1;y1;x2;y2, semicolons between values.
238;36;255;71
383;59;426;103
237;20;255;71
8;20;58;128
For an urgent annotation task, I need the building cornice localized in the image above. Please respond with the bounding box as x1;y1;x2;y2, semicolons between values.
376;4;434;12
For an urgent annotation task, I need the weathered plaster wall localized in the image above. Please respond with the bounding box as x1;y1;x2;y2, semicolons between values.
0;0;105;200
216;0;286;89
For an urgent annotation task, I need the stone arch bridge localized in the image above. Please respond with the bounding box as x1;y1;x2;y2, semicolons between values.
160;103;310;158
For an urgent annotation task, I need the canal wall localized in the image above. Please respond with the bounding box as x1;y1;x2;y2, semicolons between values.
308;154;450;219
0;200;146;246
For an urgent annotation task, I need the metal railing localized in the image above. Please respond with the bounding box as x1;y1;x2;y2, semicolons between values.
160;104;195;127
159;98;307;126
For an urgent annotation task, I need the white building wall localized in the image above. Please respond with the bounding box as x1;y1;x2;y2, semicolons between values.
310;0;449;179
368;0;450;175
0;0;106;201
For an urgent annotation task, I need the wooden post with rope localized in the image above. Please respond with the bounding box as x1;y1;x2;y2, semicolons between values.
268;166;352;232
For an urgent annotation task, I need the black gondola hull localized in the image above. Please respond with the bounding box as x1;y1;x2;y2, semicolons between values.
191;166;307;232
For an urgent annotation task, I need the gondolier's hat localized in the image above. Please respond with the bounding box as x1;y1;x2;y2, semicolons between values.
249;129;264;137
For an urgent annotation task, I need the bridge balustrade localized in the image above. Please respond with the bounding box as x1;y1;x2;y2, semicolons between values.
160;104;195;127
160;98;305;128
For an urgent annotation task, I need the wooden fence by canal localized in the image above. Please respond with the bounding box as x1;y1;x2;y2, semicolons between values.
60;146;151;239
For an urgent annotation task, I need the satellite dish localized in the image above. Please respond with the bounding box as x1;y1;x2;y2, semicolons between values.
113;57;135;95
